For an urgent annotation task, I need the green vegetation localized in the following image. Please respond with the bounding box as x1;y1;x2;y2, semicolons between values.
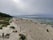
0;12;12;29
10;26;15;29
0;26;2;29
19;34;26;40
13;30;17;33
5;33;10;38
0;12;12;17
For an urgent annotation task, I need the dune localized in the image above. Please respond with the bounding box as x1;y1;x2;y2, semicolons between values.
0;18;53;40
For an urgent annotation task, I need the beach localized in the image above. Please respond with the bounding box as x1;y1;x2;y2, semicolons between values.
0;18;53;40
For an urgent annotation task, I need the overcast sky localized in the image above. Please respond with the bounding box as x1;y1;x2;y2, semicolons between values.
0;0;53;15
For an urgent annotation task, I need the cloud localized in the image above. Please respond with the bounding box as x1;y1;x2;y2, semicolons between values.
0;0;53;15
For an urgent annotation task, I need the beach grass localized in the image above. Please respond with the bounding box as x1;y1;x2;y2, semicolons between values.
0;17;12;29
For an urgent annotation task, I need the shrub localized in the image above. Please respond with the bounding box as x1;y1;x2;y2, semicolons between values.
19;34;26;40
5;33;10;38
10;26;15;29
46;29;49;32
13;30;17;33
0;27;2;29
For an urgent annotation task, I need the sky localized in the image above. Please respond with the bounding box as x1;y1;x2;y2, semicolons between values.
0;0;53;16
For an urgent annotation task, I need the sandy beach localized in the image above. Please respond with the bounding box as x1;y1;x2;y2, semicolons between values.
0;18;53;40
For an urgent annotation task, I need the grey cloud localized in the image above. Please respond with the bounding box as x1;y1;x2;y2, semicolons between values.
0;0;53;15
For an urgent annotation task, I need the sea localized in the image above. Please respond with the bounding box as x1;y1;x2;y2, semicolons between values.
15;15;53;25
